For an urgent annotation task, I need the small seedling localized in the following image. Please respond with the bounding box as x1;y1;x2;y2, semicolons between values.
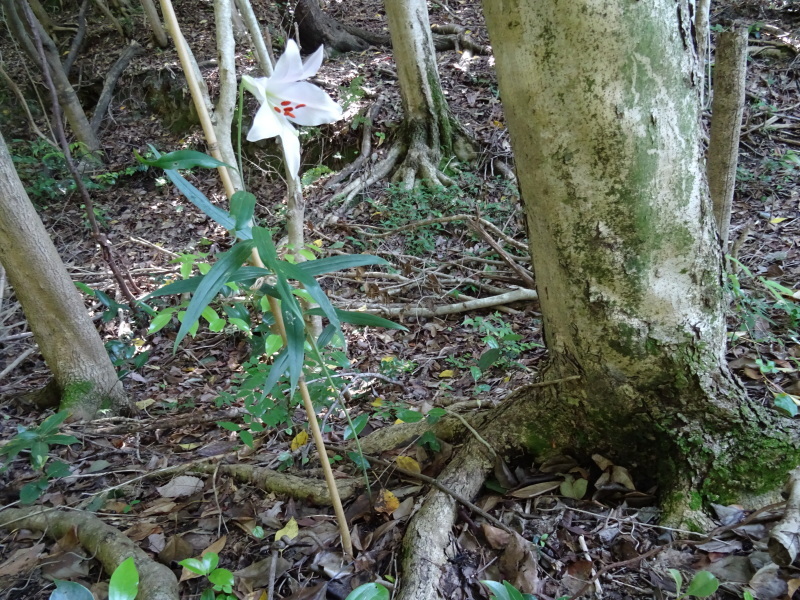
179;552;235;600
667;569;719;599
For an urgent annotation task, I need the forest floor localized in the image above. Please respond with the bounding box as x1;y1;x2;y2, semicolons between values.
1;1;800;599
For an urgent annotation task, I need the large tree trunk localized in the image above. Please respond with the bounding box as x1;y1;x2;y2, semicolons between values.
391;2;800;599
0;132;127;420
482;0;800;508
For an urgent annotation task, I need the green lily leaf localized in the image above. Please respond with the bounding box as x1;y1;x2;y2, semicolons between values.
135;149;236;171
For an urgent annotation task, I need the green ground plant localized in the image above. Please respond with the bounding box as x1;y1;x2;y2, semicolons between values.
179;553;235;600
0;411;77;504
10;138;144;205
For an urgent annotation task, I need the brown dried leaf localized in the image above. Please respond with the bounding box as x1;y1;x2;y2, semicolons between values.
482;523;511;549
0;544;45;577
510;480;561;498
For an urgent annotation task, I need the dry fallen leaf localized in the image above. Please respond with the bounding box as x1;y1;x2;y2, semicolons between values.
291;430;309;451
275;517;299;541
374;489;400;514
156;475;204;498
395;455;421;473
510;480;561;498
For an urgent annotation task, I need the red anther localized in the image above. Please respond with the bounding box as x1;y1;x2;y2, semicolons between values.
284;111;296;118
281;100;292;106
295;104;306;109
273;106;281;113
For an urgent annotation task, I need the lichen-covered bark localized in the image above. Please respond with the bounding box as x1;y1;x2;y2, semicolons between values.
481;0;800;503
0;132;127;420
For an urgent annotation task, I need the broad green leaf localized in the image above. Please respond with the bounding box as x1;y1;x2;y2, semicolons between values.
481;580;513;600
174;241;254;350
774;393;798;417
667;569;683;595
395;409;424;423
46;434;79;446
50;580;94;600
148;309;175;334
296;254;387;277
160;166;235;229
208;568;234;591
74;281;94;295
38;411;70;435
425;408;447;424
179;558;207;575
45;460;71;478
239;429;254;448
135;148;235;171
230;191;256;237
217;422;241;432
279;260;339;329
418;431;441;451
227;318;250;333
685;571;719;597
30;441;49;470
109;557;139;600
223;302;250;323
144;267;269;299
20;479;48;504
344;582;390;600
261;348;291;401
478;348;502;371
264;334;284;356
343;414;369;440
348;451;370;470
317;324;338;349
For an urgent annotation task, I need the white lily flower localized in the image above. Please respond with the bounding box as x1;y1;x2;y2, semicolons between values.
242;41;342;179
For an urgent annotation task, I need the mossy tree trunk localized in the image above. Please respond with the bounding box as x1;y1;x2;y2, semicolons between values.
0;132;127;420
384;0;469;188
482;0;799;509
392;4;800;599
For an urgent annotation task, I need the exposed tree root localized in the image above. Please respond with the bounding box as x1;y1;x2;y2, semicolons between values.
395;440;494;600
0;506;179;600
195;462;359;505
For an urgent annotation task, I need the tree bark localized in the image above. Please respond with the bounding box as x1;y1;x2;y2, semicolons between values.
482;0;799;507
213;0;243;191
708;28;749;249
384;0;467;188
0;131;127;420
390;4;798;598
140;0;169;47
4;0;102;153
294;0;370;53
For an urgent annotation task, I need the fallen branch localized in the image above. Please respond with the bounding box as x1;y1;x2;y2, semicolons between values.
768;467;800;565
0;346;36;381
90;40;145;132
360;287;538;318
0;506;179;600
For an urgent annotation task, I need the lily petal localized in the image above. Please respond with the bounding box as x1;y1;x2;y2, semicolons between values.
271;40;304;85
299;45;324;80
278;127;301;179
247;102;285;141
276;82;343;126
242;75;268;105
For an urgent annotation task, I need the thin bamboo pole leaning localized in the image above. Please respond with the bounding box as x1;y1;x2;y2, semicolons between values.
156;0;353;558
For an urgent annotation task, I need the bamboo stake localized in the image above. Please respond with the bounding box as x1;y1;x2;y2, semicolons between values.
159;0;235;198
157;1;352;557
